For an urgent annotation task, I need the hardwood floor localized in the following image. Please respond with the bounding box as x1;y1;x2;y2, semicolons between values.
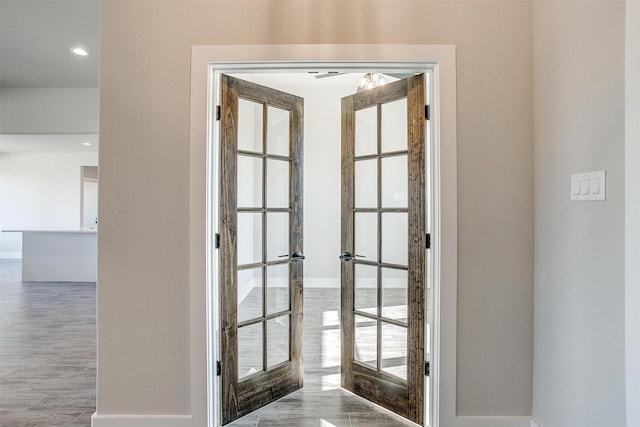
0;259;95;427
0;259;425;426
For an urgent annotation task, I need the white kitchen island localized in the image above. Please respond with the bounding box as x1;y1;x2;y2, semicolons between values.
4;229;97;282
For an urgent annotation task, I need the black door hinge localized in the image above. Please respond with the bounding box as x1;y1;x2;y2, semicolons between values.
425;105;431;121
426;233;431;249
425;361;430;376
217;361;221;376
215;233;221;249
216;105;221;121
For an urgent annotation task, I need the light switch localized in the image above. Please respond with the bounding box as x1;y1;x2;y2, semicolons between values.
571;178;581;196
580;178;590;194
571;171;606;201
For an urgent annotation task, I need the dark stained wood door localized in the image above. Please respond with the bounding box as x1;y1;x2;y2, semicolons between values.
219;74;304;425
340;74;427;425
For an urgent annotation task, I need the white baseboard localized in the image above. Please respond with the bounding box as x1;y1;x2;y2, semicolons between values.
0;252;21;259
91;413;192;427
452;416;532;427
531;417;542;427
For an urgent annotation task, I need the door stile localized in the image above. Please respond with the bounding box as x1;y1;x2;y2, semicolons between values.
290;96;304;388
220;74;240;425
406;75;426;422
341;95;356;389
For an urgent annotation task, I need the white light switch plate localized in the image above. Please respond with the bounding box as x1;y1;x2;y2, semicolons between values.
571;171;606;201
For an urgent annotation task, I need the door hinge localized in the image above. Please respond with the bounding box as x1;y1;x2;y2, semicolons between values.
216;105;221;121
215;233;221;249
425;105;431;121
426;233;431;249
425;361;430;376
217;361;221;376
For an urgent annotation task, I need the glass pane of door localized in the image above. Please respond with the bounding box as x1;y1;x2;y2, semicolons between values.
381;156;407;208
355;159;377;208
238;323;263;380
381;99;407;152
238;268;263;323
266;212;289;262
267;315;290;368
381;213;408;266
354;315;377;368
355;264;377;316
267;106;289;156
381;268;407;322
237;155;263;208
355;106;377;156
237;213;262;266
381;322;407;380
266;159;289;208
238;99;263;153
267;264;289;315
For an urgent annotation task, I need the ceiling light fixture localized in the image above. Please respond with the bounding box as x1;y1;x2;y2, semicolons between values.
71;47;89;56
82;142;92;146
357;73;387;92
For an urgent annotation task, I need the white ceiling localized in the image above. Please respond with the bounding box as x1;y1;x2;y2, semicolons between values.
0;0;100;88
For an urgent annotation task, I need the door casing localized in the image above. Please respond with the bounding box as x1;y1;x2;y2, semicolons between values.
188;44;458;427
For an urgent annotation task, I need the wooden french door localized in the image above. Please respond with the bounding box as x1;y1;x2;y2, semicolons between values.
340;74;427;425
219;74;304;425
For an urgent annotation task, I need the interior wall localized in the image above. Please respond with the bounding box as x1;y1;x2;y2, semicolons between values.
0;152;98;257
99;0;533;418
532;1;626;426
626;1;640;425
0;87;99;134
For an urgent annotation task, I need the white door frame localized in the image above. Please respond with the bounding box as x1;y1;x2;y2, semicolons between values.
188;44;458;427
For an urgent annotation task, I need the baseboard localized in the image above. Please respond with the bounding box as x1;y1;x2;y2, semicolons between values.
91;413;192;427
452;416;532;427
531;417;542;427
0;253;21;259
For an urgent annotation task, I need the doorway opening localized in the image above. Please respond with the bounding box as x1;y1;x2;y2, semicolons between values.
209;66;436;427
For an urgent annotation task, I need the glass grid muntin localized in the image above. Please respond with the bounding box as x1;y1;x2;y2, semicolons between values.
352;98;409;380
237;97;293;380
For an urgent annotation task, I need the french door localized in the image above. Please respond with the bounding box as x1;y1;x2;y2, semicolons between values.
219;74;304;425
340;74;427;425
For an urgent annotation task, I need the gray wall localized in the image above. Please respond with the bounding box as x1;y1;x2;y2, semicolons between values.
0;88;99;133
532;1;627;426
98;0;534;417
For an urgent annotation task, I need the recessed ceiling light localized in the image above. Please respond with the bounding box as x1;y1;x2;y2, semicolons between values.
71;47;89;56
82;142;92;146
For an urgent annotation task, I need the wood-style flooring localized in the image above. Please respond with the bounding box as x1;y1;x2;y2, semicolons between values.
0;258;424;426
0;259;95;427
229;285;422;427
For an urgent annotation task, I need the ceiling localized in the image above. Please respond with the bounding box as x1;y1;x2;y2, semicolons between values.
0;0;100;88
